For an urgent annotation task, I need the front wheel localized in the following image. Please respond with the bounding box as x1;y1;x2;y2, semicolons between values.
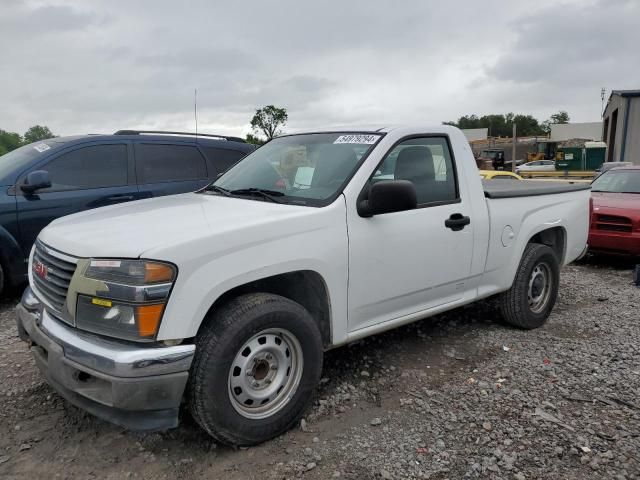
188;293;323;446
499;243;560;329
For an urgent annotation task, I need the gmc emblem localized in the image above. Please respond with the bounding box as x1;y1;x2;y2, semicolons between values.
33;260;47;280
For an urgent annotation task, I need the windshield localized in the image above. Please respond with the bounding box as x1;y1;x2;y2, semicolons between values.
591;169;640;193
210;132;382;205
0;141;56;185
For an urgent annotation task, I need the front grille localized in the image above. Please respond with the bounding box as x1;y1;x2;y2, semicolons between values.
595;214;632;233
31;240;78;316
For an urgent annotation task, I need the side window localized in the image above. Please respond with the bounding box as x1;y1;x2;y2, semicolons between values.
39;144;128;192
135;144;207;184
202;147;246;175
372;137;458;205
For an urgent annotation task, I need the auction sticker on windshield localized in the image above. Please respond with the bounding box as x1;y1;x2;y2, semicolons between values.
334;134;380;145
33;143;51;153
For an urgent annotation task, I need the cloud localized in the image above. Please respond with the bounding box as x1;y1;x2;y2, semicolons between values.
0;0;634;137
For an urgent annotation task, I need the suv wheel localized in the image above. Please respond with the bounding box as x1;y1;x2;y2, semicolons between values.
188;293;323;446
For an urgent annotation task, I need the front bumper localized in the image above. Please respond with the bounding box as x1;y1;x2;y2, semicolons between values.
588;230;640;256
16;287;195;431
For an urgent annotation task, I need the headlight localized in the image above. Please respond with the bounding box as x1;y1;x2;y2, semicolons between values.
74;259;176;342
85;259;175;285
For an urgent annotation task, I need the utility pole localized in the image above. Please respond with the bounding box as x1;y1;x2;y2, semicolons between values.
511;123;517;172
600;87;606;117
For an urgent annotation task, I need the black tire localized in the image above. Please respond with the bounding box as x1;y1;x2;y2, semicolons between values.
188;293;323;446
0;263;5;296
499;243;560;329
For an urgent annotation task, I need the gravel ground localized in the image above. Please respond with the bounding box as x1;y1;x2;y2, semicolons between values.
0;258;638;479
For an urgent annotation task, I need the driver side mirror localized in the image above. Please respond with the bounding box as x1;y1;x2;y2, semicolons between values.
357;180;417;217
21;170;51;194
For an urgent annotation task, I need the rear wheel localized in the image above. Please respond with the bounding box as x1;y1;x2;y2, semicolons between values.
499;243;559;329
188;293;323;446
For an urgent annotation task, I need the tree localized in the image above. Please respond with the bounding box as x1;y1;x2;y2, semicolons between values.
250;105;288;141
245;133;266;145
23;125;55;144
0;129;23;156
541;111;571;134
513;114;543;136
550;111;570;124
444;112;545;137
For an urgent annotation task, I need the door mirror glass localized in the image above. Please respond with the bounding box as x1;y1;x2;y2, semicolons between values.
21;170;51;194
358;180;417;217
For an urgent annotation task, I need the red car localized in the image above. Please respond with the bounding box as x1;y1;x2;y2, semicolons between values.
589;166;640;256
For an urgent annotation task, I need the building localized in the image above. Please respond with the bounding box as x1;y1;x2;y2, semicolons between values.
549;122;602;142
461;128;488;142
602;90;640;164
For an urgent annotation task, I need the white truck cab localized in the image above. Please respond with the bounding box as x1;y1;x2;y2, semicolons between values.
16;126;590;445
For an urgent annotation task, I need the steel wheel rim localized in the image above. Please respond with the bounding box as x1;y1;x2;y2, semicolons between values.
228;328;303;419
528;262;552;314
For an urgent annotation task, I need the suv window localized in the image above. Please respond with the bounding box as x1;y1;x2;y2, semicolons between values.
372;137;457;205
202;147;246;174
135;144;207;183
39;144;128;192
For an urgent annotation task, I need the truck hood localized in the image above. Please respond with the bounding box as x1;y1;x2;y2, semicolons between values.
591;192;640;211
39;193;312;258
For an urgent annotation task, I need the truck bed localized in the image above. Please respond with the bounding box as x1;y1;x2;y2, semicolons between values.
482;180;591;199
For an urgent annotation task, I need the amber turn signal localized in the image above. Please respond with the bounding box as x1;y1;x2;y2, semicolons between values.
144;262;175;283
136;304;165;337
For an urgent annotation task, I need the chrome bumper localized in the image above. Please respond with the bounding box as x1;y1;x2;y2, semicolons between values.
15;287;195;431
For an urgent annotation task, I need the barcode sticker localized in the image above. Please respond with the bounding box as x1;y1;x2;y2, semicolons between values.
334;134;380;145
33;143;51;153
90;260;121;268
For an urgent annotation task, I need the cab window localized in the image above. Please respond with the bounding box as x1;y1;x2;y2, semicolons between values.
372;137;457;205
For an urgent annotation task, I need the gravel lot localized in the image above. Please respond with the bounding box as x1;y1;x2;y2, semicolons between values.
1;258;638;479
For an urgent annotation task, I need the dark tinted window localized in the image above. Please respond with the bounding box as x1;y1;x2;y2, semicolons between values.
202;147;246;174
372;137;457;205
135;144;207;183
41;144;128;191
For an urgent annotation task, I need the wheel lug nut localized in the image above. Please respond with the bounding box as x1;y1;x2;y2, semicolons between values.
246;371;252;376
265;378;272;384
252;381;259;387
270;365;277;370
265;353;272;360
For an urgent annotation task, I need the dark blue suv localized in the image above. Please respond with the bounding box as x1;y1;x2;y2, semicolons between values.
0;130;255;294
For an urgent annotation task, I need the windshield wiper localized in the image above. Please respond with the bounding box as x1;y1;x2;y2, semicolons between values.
230;188;286;203
205;185;233;196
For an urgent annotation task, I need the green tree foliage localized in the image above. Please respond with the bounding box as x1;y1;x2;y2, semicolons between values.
444;113;546;137
250;105;288;141
541;111;571;134
245;133;266;145
0;129;23;155
550;111;570;124
23;125;55;144
0;125;56;156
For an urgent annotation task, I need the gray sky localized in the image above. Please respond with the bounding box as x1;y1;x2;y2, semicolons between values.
2;0;639;137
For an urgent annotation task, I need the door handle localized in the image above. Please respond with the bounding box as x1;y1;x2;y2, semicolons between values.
106;194;135;202
445;213;471;231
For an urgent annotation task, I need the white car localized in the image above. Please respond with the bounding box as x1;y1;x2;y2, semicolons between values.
516;159;556;175
16;125;590;446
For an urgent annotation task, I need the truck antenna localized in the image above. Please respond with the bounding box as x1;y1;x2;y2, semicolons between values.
194;88;198;139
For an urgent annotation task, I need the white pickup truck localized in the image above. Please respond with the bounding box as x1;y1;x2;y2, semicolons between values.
16;126;590;446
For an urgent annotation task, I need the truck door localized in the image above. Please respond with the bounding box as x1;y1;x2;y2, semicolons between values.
15;143;139;254
346;136;475;332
